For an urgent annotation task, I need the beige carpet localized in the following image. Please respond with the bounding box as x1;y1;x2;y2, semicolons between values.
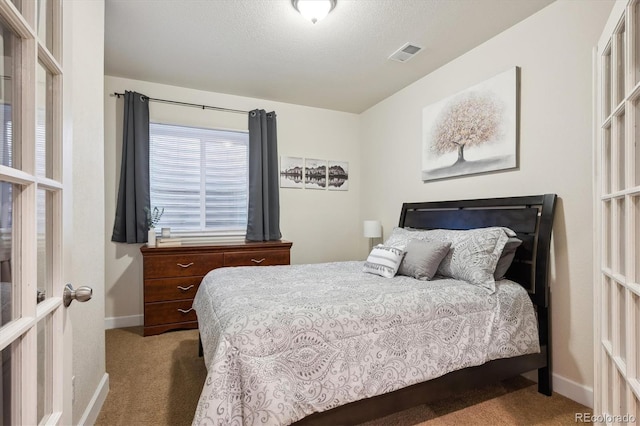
96;327;590;425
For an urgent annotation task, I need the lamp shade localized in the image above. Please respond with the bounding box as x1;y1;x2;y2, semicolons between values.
363;220;382;238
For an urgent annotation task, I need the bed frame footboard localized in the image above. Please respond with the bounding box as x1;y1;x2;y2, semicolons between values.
296;348;549;425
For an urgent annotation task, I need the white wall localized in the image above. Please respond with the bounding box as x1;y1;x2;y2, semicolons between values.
103;0;613;405
104;76;361;322
359;0;613;403
65;0;107;423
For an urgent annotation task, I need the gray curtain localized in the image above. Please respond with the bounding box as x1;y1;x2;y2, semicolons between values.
246;109;281;241
111;91;150;243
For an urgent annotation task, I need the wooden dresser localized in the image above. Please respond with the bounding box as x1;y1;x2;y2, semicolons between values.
140;240;292;336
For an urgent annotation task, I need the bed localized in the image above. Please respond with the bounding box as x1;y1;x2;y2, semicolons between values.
192;194;557;425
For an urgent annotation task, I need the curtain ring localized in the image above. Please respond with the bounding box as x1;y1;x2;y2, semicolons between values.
140;95;146;103
250;111;256;117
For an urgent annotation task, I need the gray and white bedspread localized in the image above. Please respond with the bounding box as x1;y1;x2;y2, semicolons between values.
192;261;539;426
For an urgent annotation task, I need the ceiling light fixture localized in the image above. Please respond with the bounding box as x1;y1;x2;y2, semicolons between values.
292;0;336;24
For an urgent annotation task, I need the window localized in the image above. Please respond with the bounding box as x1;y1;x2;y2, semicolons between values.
149;122;249;236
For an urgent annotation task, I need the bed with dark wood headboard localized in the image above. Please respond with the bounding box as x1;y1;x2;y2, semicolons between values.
295;193;557;425
193;194;557;426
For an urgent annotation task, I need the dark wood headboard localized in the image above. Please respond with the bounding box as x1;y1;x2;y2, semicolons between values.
398;194;557;310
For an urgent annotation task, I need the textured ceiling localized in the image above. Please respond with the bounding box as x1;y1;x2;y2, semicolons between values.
104;0;554;113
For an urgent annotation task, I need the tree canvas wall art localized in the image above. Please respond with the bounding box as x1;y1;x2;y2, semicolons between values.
421;67;518;181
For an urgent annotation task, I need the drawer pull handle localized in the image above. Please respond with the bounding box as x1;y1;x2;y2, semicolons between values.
178;308;194;314
177;262;194;268
251;258;266;264
177;285;194;292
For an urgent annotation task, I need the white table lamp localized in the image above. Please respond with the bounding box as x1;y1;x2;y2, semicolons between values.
363;220;382;251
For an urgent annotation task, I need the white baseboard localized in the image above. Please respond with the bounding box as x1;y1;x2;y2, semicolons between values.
104;314;143;330
522;371;593;408
77;373;109;426
553;373;593;408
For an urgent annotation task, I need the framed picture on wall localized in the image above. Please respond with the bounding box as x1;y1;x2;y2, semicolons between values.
304;158;327;190
328;160;349;191
421;67;519;181
279;156;304;189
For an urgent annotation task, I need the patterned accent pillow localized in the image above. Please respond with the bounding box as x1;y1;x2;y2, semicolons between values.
363;245;405;278
397;239;451;280
427;227;511;293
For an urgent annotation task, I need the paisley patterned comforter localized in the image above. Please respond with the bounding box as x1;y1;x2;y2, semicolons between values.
192;261;539;425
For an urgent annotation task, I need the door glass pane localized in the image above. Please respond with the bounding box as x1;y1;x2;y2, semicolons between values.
36;62;52;178
604;276;612;342
635;196;640;284
607;359;614;413
637;294;640;383
37;189;51;300
604;48;612;118
8;0;21;12
618;370;627;416
1;343;12;425
618;285;626;361
37;315;52;422
604;126;612;195
0;182;13;327
616;28;626;106
617;198;626;276
37;0;53;53
636;126;640;187
635;101;640;187
604;200;611;270
636;2;640;85
616;113;626;192
0;19;20;170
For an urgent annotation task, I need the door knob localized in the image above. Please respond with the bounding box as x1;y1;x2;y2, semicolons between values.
63;283;92;307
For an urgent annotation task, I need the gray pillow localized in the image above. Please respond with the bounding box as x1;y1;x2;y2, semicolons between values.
397;239;451;280
494;237;522;280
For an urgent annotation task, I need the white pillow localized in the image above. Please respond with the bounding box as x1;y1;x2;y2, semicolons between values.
363;245;405;278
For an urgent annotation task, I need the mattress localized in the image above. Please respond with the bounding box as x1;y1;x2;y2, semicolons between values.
192;261;539;425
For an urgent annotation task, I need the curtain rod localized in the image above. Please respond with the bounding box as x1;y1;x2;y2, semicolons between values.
111;92;249;115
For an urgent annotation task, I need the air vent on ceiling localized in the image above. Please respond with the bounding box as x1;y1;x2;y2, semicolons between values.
388;43;423;63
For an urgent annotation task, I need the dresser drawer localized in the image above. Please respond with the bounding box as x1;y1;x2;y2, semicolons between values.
144;276;202;303
145;300;197;326
224;250;290;267
144;253;223;279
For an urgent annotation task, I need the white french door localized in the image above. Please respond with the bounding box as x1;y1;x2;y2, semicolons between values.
595;0;640;420
0;0;67;424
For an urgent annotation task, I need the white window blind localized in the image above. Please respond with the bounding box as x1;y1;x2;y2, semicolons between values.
149;122;249;235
